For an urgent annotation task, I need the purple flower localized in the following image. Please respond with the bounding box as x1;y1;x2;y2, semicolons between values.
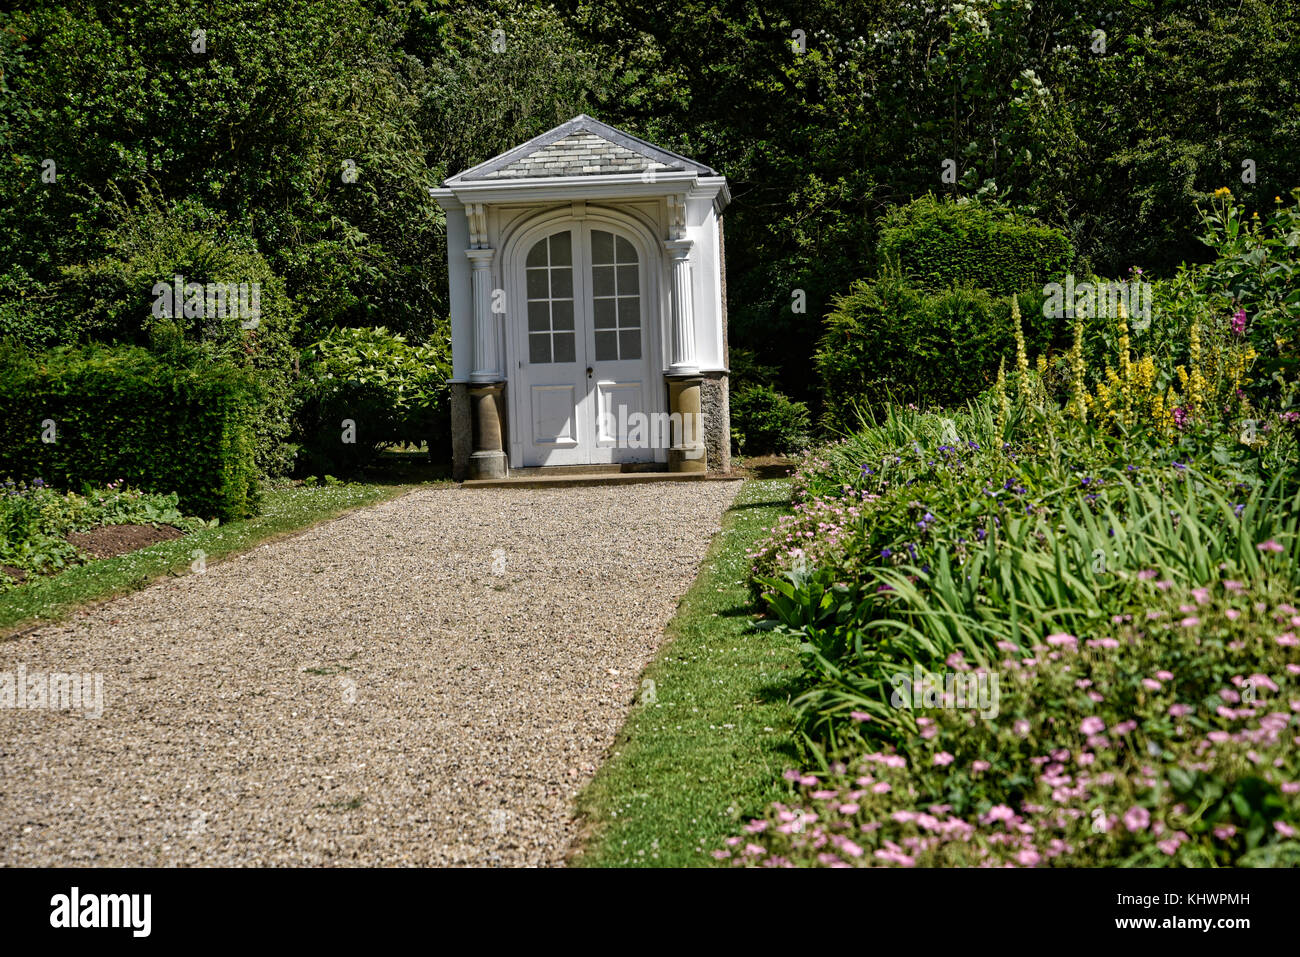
1231;308;1247;336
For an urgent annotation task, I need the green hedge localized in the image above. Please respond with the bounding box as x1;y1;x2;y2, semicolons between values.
815;278;1056;433
877;195;1074;297
0;345;260;521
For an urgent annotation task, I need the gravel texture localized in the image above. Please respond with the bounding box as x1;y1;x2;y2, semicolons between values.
0;480;740;866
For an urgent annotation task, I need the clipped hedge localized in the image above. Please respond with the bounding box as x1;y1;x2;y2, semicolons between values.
0;345;260;521
877;195;1074;297
815;278;1055;432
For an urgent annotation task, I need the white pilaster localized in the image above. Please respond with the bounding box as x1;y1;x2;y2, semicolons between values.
664;238;697;375
467;247;499;382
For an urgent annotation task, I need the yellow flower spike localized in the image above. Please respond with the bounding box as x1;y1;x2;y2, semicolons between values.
1012;297;1029;383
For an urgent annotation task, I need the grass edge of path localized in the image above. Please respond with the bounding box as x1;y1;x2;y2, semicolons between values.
0;481;431;638
569;476;803;867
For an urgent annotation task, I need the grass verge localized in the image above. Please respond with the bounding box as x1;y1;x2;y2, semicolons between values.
570;476;803;867
0;480;431;636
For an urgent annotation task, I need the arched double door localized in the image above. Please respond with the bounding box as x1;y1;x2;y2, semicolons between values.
510;217;662;467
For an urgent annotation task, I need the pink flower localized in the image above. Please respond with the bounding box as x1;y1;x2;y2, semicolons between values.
1142;678;1162;691
1046;633;1078;650
1014;719;1031;736
838;838;865;858
1157;832;1186;856
1181;616;1201;628
1274;821;1297;838
1168;704;1191;718
971;760;991;772
1256;539;1285;553
983;805;1017;824
1080;717;1106;735
1155;670;1173;681
932;752;954;767
1123;807;1151;833
1213;825;1237;840
850;711;872;722
1276;632;1299;647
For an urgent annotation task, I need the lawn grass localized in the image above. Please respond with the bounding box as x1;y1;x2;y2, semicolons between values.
571;476;804;867
0;478;434;637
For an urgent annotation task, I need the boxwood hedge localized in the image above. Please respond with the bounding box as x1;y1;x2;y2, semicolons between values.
0;345;260;521
877;195;1075;297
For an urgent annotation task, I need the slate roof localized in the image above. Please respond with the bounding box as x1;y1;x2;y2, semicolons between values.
445;114;719;184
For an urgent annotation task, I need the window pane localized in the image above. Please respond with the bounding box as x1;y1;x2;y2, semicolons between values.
592;298;616;329
550;231;572;265
526;239;548;268
551;267;573;300
526;268;549;299
616;265;638;296
615;236;636;263
594;330;618;361
552;332;576;363
619;330;641;360
618;296;641;329
529;333;551;364
592;265;615;298
527;300;550;332
551;299;574;330
591;230;614;264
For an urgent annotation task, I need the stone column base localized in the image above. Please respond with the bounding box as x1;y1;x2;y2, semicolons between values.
469;383;508;480
666;375;707;473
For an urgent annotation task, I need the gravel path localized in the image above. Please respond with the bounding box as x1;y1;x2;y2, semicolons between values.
0;481;740;866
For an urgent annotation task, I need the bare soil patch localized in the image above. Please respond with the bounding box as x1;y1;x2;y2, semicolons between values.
66;523;184;560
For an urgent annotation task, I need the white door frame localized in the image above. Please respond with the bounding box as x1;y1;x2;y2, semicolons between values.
502;205;666;469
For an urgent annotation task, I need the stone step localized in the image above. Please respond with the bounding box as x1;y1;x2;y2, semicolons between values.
460;470;740;489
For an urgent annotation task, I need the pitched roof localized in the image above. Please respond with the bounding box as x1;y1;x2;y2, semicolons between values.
444;114;719;184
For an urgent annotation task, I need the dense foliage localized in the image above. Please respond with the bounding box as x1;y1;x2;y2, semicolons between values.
294;325;452;475
729;382;811;456
4;0;1298;417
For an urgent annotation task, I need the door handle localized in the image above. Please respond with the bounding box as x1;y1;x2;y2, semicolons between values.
586;366;593;378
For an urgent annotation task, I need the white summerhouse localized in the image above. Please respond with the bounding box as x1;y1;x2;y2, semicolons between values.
432;115;731;479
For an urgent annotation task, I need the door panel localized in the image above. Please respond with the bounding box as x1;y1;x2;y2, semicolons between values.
531;384;579;446
520;230;586;466
586;229;653;464
516;222;660;468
